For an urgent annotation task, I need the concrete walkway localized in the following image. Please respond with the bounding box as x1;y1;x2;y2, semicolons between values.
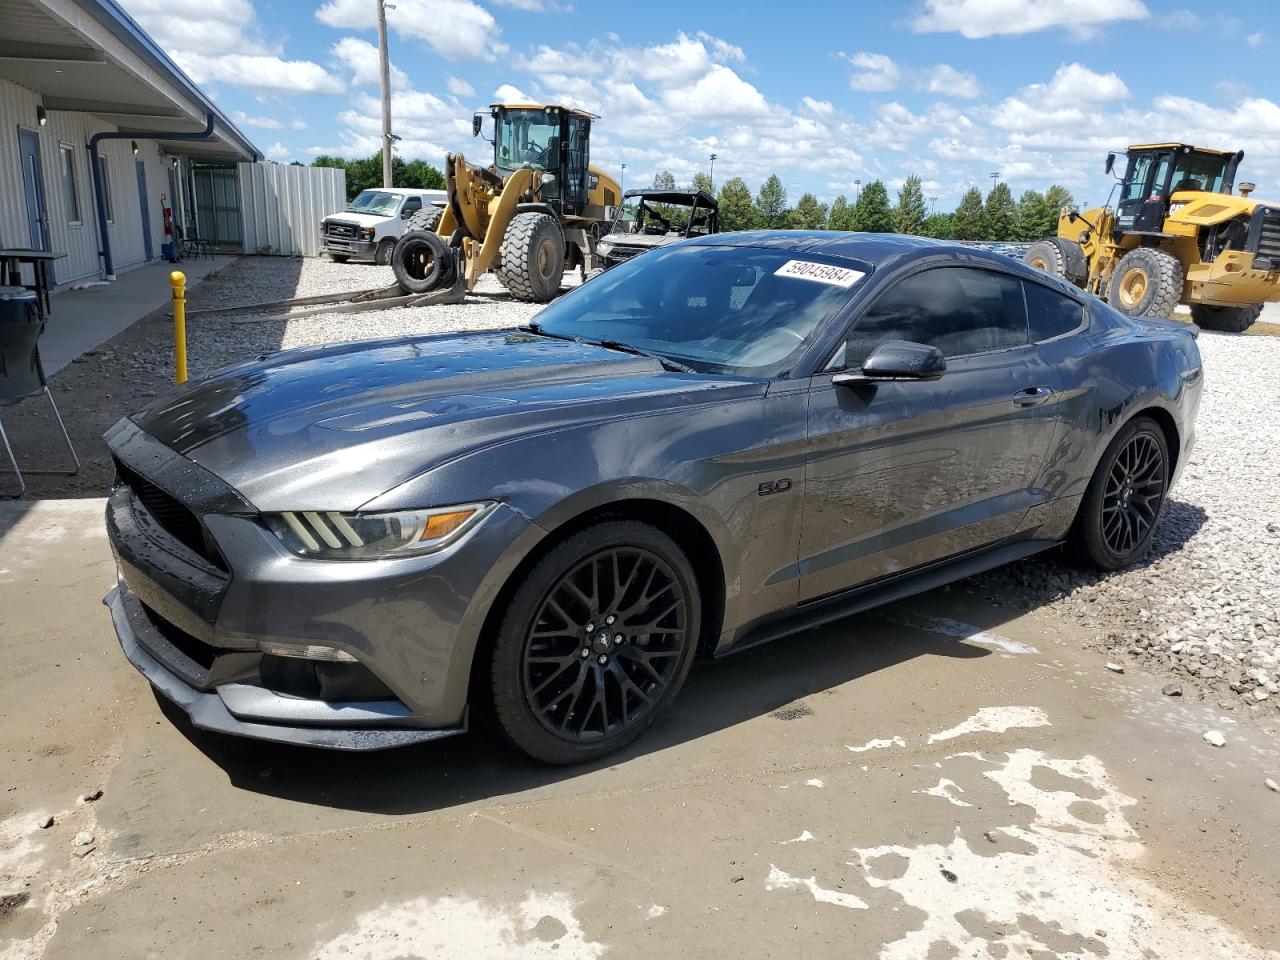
41;257;236;375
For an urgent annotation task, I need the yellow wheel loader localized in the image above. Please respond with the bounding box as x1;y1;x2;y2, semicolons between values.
1024;143;1280;331
392;103;622;303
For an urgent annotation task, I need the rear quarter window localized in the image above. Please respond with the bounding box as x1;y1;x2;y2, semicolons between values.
1024;280;1085;342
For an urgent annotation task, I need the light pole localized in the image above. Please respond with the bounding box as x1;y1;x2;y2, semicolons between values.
854;178;862;201
709;153;718;191
989;171;999;191
620;162;626;195
377;0;395;188
929;196;938;213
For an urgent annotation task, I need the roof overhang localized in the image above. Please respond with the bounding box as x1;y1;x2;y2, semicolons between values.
0;0;260;161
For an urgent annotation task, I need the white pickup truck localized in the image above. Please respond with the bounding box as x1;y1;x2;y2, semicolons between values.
320;187;447;265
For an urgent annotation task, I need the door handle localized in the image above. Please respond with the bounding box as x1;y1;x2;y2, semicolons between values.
1012;385;1054;407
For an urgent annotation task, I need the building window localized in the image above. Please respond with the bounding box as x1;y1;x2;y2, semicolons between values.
60;144;81;224
97;154;114;222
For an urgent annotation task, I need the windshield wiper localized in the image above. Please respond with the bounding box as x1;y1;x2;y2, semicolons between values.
596;339;696;373
518;322;579;342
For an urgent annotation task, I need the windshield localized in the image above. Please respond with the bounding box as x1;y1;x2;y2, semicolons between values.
345;190;401;216
1171;152;1231;194
531;245;865;375
495;108;560;171
611;198;709;238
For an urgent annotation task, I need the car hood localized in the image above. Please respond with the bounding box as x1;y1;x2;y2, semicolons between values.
130;330;751;511
604;233;677;250
324;211;388;226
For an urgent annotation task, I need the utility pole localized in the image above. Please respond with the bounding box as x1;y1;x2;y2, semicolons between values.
377;0;394;188
989;171;999;191
929;195;938;213
709;153;717;191
620;162;626;195
854;178;862;201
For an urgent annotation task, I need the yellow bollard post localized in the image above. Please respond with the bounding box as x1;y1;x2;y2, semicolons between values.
170;270;187;384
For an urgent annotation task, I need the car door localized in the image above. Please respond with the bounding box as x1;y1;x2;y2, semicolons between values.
798;265;1062;602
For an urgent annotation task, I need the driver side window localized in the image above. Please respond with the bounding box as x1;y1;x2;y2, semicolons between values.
840;267;1029;368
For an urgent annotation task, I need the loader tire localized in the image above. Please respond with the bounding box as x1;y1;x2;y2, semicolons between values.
1107;248;1183;318
497;212;565;302
1024;238;1086;287
405;208;443;234
393;229;451;293
1190;302;1262;333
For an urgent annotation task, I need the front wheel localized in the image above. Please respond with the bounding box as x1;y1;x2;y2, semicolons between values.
490;522;700;764
1106;248;1183;318
1070;416;1170;570
497;211;565;302
374;238;396;266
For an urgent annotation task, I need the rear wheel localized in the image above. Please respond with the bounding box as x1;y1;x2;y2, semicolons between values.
1106;248;1183;318
490;522;700;764
1070;416;1170;570
1023;238;1085;287
1190;302;1262;333
497;212;565;302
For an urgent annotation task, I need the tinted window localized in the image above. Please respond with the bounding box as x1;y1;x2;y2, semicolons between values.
844;267;1028;366
1024;281;1084;342
402;197;422;213
534;245;865;374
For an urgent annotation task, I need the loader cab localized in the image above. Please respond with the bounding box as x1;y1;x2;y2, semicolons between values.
1111;144;1243;235
484;103;594;218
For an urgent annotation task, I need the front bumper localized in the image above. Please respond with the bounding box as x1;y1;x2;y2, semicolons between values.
321;236;377;257
106;582;461;750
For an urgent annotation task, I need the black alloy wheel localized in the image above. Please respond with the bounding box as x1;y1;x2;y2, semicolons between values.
490;522;700;764
1072;416;1169;570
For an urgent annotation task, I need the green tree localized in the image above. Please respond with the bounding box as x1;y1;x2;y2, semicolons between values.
311;153;445;200
1015;189;1047;240
401;159;446;190
1042;184;1074;233
653;170;677;190
852;180;893;232
716;177;756;232
951;187;985;240
827;194;854;231
791;192;828;230
922;211;953;239
892;175;928;235
690;172;713;195
754;174;790;229
982;182;1017;241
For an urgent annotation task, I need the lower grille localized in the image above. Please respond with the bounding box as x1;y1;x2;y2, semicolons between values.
136;599;218;688
115;462;226;571
1249;206;1280;269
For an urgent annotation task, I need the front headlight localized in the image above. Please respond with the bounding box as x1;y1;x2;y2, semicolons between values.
360;227;375;239
264;503;494;560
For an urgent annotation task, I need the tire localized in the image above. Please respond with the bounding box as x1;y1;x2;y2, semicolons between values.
1190;302;1261;333
490;521;701;764
374;238;396;266
405;208;443;234
497;212;565;302
392;228;451;293
1070;416;1170;571
1024;238;1086;287
1106;248;1184;318
328;253;349;263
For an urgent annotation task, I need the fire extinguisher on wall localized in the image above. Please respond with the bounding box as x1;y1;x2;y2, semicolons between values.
161;193;179;262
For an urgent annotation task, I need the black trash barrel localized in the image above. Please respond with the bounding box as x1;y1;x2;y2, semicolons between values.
0;286;46;401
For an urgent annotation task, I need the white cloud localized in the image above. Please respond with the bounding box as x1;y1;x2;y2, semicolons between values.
912;0;1149;38
447;76;476;98
332;36;410;89
921;64;980;98
1042;62;1130;102
801;97;836;116
844;52;900;92
1247;32;1264;48
493;83;530;103
491;0;544;8
178;53;343;93
265;142;293;161
316;0;506;61
663;64;768;119
119;0;341;94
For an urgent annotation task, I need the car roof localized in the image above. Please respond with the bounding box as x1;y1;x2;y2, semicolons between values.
681;230;1085;295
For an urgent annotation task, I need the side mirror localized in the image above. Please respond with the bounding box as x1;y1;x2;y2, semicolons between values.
1105;152;1116;175
832;340;946;385
400;207;414;219
472;113;483;137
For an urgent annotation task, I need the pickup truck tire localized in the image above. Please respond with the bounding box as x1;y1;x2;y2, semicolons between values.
327;253;349;263
497;212;565;302
1190;302;1262;333
374;238;396;266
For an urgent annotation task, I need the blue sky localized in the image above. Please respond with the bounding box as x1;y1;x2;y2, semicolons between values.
118;0;1280;210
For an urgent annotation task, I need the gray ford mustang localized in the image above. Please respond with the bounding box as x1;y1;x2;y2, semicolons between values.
104;231;1202;764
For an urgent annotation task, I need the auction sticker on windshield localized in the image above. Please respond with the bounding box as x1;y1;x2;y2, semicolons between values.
774;260;866;287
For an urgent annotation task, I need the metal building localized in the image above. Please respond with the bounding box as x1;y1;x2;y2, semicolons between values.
0;0;274;288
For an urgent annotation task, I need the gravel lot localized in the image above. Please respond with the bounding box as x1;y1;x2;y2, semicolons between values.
14;254;1280;726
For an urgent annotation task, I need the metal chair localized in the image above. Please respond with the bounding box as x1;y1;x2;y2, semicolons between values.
0;286;79;497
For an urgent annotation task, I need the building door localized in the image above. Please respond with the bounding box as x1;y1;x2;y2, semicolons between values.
17;127;53;283
136;158;153;260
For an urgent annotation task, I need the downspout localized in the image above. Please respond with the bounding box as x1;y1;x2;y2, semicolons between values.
89;111;216;279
